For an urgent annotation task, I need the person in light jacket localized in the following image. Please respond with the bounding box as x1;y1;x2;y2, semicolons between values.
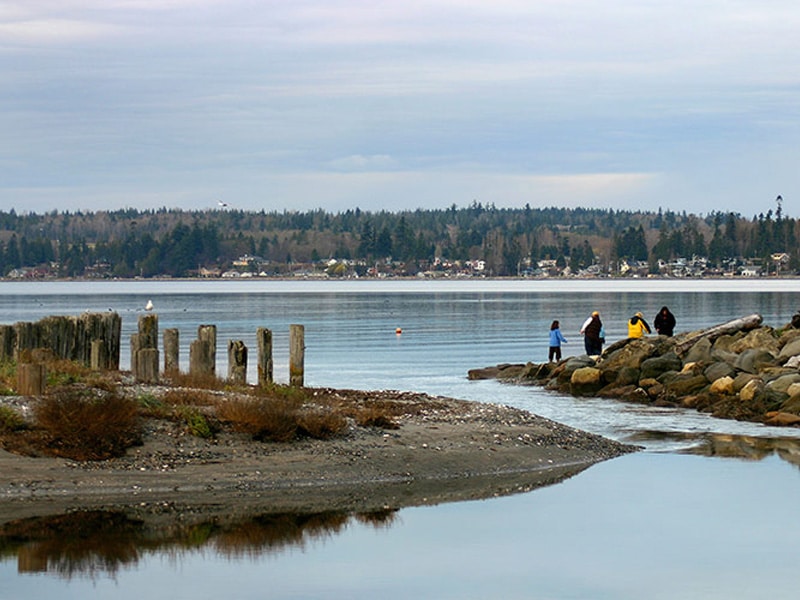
548;320;568;362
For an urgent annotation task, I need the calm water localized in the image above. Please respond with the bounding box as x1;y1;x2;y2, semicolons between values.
2;279;800;599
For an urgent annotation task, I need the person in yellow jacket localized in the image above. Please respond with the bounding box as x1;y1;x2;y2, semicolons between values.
627;311;652;338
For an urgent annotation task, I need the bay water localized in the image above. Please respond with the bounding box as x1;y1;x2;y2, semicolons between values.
1;279;800;599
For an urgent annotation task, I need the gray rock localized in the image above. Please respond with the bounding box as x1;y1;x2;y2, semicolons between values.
640;353;683;380
600;338;659;371
730;327;779;354
683;337;712;364
711;347;739;366
703;361;736;383
778;337;800;361
733;372;760;392
666;374;709;396
734;348;777;374
766;373;800;393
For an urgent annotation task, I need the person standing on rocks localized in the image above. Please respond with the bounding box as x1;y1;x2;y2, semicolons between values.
627;311;652;338
548;320;568;362
654;306;676;336
580;311;603;356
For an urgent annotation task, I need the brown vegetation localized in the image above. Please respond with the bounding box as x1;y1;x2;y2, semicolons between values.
0;359;419;461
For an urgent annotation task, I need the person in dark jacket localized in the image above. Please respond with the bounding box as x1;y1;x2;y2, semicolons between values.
580;311;603;356
654;306;676;337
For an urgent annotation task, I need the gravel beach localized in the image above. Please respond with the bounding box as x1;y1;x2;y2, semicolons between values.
0;388;636;523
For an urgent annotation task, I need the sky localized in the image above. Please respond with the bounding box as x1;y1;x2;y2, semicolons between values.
1;1;799;217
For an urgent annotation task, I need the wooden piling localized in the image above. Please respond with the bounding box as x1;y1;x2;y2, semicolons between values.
136;348;159;384
0;325;15;363
8;313;120;368
90;339;107;370
227;340;247;384
132;314;159;383
190;325;217;377
17;363;46;396
163;328;179;374
256;327;273;386
289;324;305;387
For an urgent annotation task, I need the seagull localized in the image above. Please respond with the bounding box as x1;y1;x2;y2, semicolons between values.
217;200;228;208
145;299;154;311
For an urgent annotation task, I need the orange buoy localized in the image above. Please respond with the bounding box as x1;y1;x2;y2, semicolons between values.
395;327;402;334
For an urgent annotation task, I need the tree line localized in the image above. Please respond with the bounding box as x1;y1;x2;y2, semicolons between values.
0;202;797;277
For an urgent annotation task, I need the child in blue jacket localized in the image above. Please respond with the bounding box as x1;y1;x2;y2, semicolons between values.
549;320;568;362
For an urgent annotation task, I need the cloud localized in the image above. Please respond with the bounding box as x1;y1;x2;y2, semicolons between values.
2;0;800;217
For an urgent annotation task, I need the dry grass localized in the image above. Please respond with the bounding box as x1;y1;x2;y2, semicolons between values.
164;371;229;391
217;397;301;442
32;387;142;461
0;356;427;459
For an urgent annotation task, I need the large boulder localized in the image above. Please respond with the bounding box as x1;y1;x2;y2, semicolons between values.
730;327;779;354
734;348;777;374
666;374;709;397
733;372;761;392
683;337;712;364
570;367;604;396
710;347;739;367
739;378;765;401
710;376;735;395
703;361;736;383
640;353;682;380
556;356;597;385
767;373;800;394
600;338;659;372
778;337;800;362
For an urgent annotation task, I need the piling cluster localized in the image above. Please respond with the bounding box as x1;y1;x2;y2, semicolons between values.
1;312;305;394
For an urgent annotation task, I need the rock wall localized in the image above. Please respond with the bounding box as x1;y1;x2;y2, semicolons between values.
468;314;800;427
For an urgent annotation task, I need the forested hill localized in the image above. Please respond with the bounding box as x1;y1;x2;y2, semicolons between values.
0;203;796;278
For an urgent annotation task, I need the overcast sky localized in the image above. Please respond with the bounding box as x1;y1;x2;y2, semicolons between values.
1;1;798;217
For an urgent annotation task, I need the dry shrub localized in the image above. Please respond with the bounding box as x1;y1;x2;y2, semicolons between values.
351;407;400;429
33;387;142;460
42;358;93;387
164;371;227;391
250;383;310;404
297;409;347;439
217;397;299;442
162;388;216;407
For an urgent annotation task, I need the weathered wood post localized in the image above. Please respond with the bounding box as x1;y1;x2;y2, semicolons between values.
130;333;140;371
190;324;217;378
289;324;304;387
17;363;46;396
90;339;107;370
133;314;159;383
0;325;15;363
163;328;179;374
227;340;247;384
81;312;121;369
256;327;273;386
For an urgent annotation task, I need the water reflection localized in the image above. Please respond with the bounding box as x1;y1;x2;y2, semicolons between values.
1;507;397;579
630;430;800;465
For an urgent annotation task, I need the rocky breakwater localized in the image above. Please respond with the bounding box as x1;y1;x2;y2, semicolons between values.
469;314;800;427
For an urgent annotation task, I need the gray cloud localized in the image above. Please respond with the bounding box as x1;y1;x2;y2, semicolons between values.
1;1;799;216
